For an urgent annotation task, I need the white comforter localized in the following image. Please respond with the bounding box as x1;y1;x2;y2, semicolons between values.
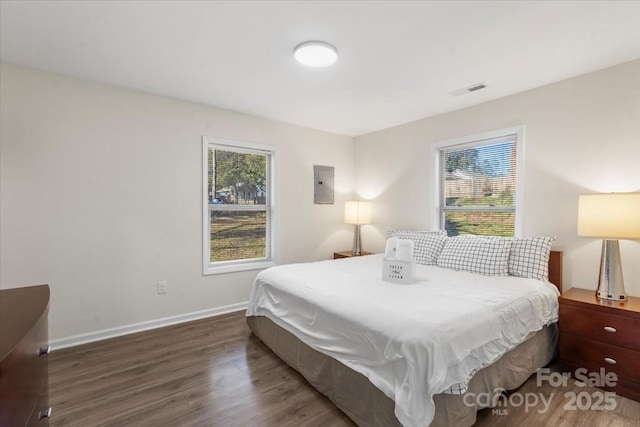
246;254;559;427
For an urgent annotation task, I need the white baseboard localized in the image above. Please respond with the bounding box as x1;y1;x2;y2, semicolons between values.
50;301;248;350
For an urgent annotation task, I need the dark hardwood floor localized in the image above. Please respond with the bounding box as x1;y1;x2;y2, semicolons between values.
49;310;640;426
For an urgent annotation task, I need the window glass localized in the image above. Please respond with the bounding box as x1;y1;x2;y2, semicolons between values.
203;139;274;274
440;135;517;237
209;210;267;262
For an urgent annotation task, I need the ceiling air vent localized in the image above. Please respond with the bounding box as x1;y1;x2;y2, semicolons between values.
448;83;487;97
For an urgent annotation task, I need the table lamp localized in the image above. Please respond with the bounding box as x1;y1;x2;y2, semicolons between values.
577;193;640;301
344;201;371;256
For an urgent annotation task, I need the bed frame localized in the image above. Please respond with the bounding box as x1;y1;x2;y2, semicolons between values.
548;250;563;292
248;251;563;427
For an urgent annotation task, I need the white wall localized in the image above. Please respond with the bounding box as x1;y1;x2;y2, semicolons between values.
3;59;639;343
355;59;640;296
0;64;354;341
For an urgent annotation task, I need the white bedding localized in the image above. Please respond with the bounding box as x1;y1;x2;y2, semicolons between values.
246;254;559;427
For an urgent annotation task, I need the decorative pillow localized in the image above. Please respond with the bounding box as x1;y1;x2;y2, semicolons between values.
508;237;555;281
436;235;513;276
386;229;447;265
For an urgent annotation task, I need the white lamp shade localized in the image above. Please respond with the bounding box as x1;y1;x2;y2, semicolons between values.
344;201;371;225
578;193;640;239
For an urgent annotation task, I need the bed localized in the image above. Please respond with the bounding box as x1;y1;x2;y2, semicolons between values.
246;234;563;427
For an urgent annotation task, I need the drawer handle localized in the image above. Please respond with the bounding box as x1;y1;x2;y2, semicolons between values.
39;407;52;419
38;346;51;356
603;326;617;333
604;357;617;365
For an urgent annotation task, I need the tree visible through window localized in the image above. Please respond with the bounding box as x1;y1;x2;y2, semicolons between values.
439;133;518;237
203;138;274;274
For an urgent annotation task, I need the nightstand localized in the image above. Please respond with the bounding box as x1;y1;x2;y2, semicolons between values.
333;251;372;259
559;288;640;401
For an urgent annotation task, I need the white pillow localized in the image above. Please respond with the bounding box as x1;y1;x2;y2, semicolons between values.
386;229;447;266
508;237;555;281
437;235;513;276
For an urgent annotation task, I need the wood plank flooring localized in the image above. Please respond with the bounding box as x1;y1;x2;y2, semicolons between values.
49;310;640;426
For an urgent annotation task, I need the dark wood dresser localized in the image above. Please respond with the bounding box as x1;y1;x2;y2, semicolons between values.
559;287;640;401
0;285;51;426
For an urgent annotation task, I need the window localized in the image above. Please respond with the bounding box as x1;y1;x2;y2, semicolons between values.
436;127;523;237
202;137;275;275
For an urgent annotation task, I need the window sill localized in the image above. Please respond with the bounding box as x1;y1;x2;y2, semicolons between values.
203;260;275;276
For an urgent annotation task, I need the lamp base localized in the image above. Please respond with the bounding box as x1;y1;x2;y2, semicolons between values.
596;239;627;301
352;224;362;256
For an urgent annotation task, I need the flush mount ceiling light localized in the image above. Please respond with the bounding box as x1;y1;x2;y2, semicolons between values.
294;41;338;67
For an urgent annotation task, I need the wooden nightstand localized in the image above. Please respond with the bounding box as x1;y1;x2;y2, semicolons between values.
333;251;372;259
559;288;640;401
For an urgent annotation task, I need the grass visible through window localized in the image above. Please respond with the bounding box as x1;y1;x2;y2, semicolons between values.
210;211;266;262
445;211;514;237
444;192;515;237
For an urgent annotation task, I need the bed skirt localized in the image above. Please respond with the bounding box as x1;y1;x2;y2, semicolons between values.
246;315;558;427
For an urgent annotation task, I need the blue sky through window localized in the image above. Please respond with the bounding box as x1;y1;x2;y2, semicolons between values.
475;142;513;177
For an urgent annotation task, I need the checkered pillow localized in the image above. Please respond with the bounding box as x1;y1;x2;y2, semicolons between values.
436;235;513;276
386;229;447;265
508;237;555;281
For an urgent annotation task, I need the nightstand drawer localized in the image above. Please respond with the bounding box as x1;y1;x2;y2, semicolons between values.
561;360;640;402
559;332;640;384
559;304;640;350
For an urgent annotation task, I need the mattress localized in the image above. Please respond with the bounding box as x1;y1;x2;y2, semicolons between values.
247;316;558;427
246;254;559;426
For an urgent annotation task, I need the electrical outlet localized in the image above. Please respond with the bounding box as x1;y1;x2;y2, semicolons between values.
157;280;167;294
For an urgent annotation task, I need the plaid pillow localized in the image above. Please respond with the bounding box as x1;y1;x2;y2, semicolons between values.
437;235;513;276
386;229;447;265
508;237;555;281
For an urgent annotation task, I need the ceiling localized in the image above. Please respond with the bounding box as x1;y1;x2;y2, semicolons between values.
1;1;639;137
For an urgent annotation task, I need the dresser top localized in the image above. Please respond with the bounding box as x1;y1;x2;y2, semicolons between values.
0;284;50;361
560;287;640;318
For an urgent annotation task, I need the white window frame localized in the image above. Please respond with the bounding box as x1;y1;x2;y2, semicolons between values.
202;136;276;275
432;126;525;237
